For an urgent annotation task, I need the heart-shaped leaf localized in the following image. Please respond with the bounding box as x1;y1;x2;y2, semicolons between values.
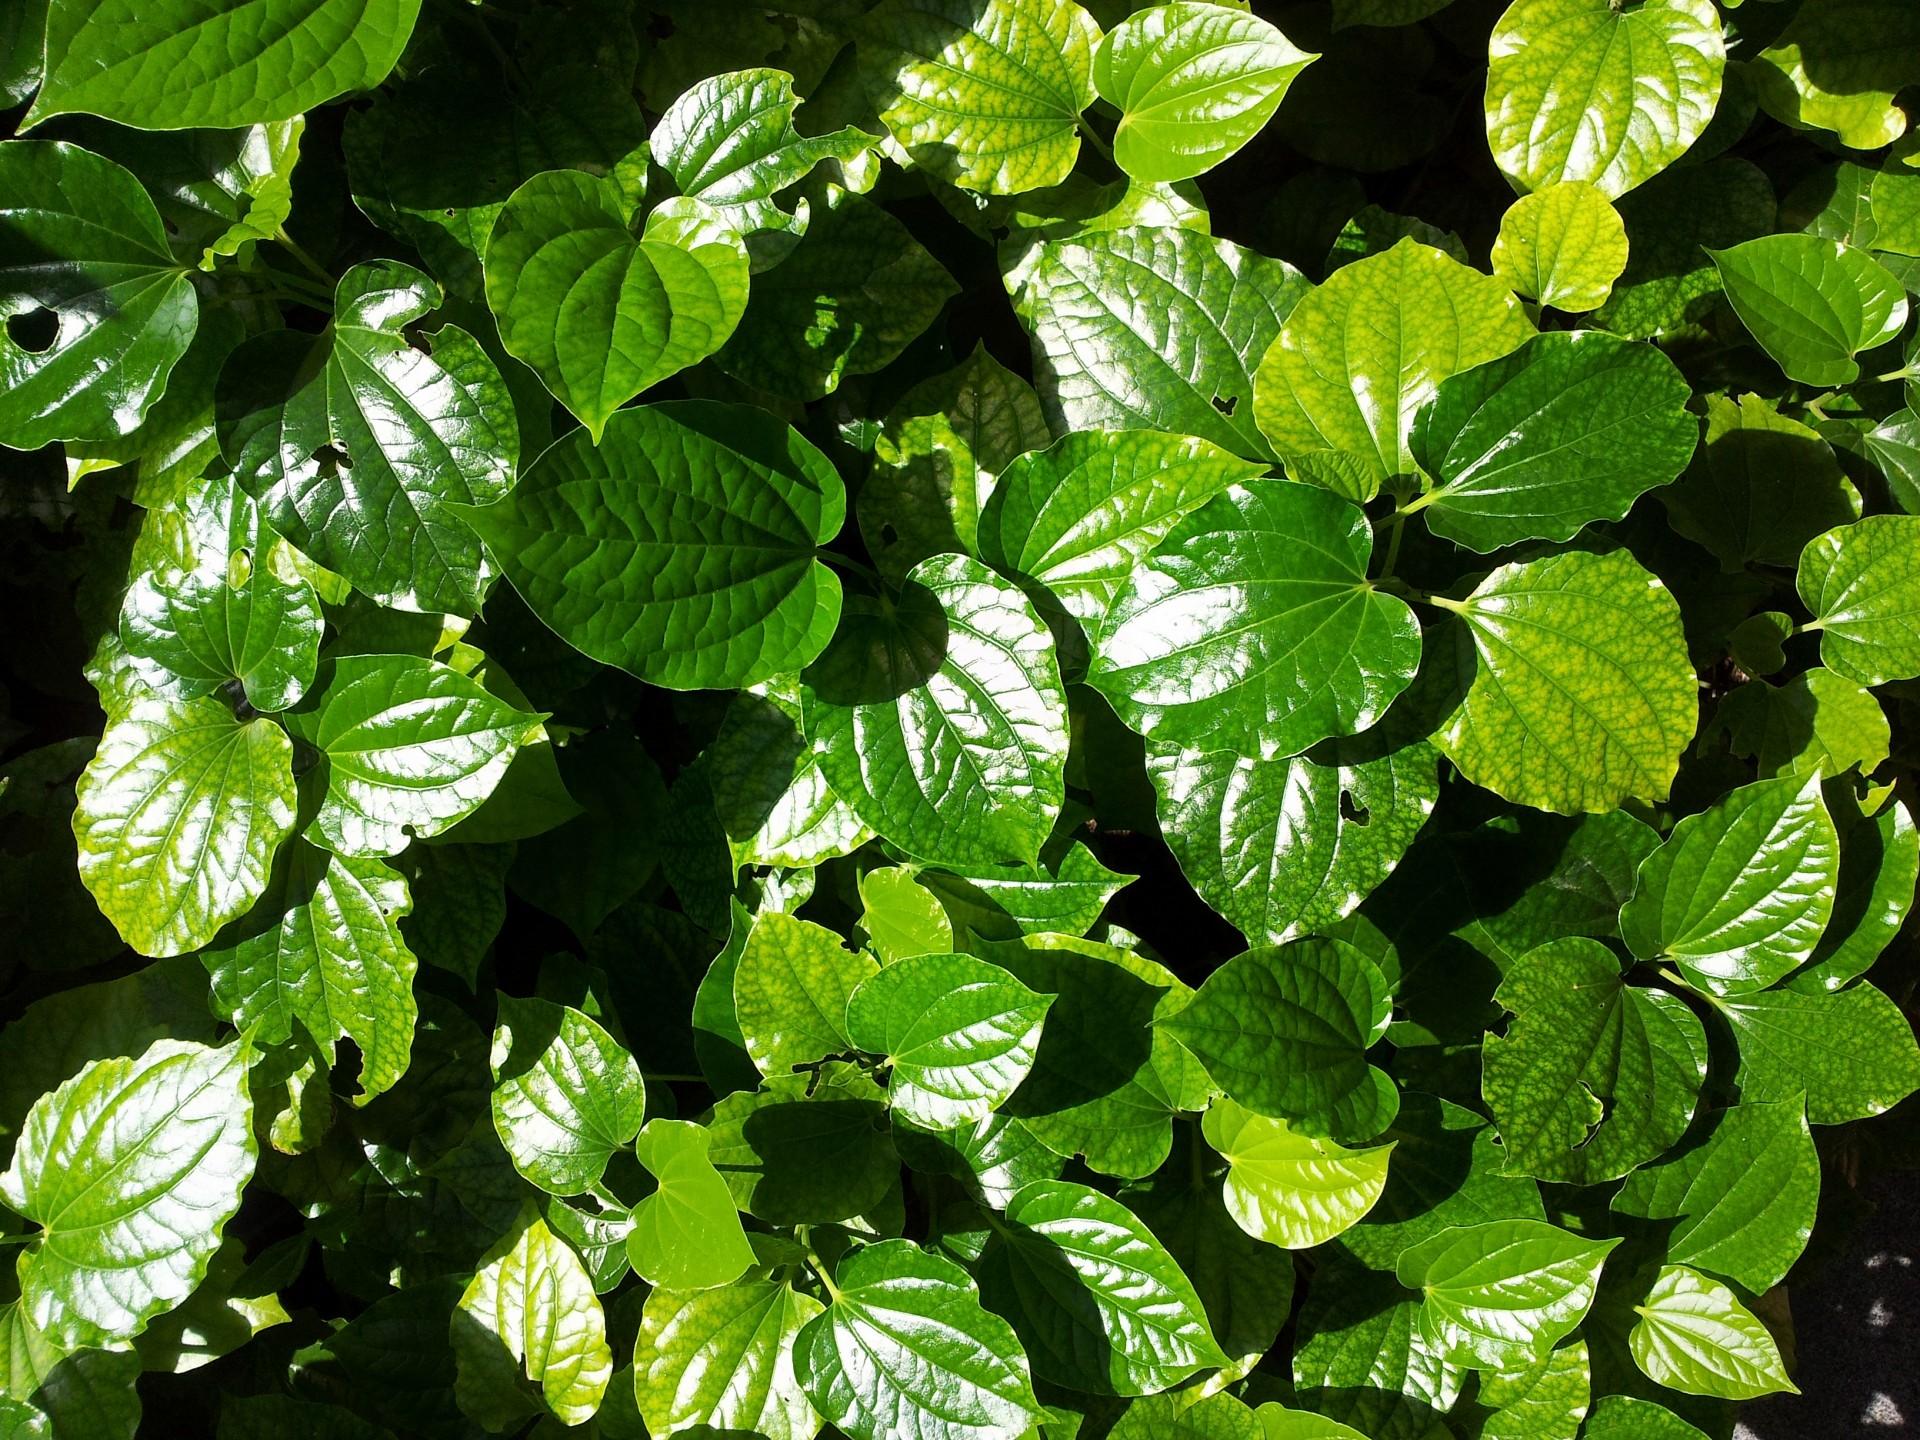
1709;236;1907;388
1395;1219;1618;1370
489;994;645;1196
635;1278;824;1440
1797;514;1920;686
1203;1098;1394;1249
628;1119;756;1292
1628;1265;1798;1400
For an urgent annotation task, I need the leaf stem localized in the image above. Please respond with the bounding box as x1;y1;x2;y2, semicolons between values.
272;229;336;289
1376;510;1408;581
815;549;885;589
640;1072;705;1083
1076;119;1116;166
798;1229;843;1302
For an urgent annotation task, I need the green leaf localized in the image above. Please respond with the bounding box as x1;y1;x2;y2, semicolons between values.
1088;480;1421;760
1613;1100;1819;1293
451;1209;612;1429
1117;1393;1263;1440
1253;238;1533;499
1491;182;1629;313
1705;980;1920;1125
1797;514;1920;686
706;1065;900;1224
1202;1097;1394;1249
858;866;954;963
846;951;1055;1128
1430;548;1699;814
134;1232;288;1376
652;67;879;266
1408;330;1697;552
0;1038;256;1350
859;0;1100;194
628;1119;757;1291
895;1110;1065;1209
1622;773;1840;995
201;840;416;1103
488;994;644;1196
707;686;873;869
224;261;519;617
1481;937;1707;1183
73;692;296;958
216;1394;391;1440
1789;793;1917;993
980;430;1265;631
0;140;197;452
286;653;545;858
995;936;1211;1178
1160;937;1396;1144
734;911;879;1076
917;842;1134;945
1708;236;1907;388
485;175;748;440
1628;1265;1797;1400
1484;0;1724;198
120;480;322;714
1009;225;1309;462
1394;1220;1618;1371
32;0;420;129
1256;1406;1370;1440
1147;740;1441;947
1660;394;1861;571
795;1239;1044;1440
1094;4;1316;184
635;1278;824;1440
1594;159;1777;342
1290;1251;1464;1436
716;186;959;400
1752;0;1920;151
1475;1339;1590;1440
1705;670;1890;785
979;1178;1226;1395
804;553;1069;868
461;400;846;689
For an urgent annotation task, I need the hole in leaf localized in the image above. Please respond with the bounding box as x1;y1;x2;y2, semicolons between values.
1210;393;1237;417
7;308;59;354
311;443;354;478
880;523;899;546
1339;791;1371;826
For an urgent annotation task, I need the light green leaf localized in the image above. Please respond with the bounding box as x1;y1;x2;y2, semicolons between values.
1256;1406;1370;1440
1088;480;1420;761
1661;394;1861;571
1752;0;1920;150
1798;514;1920;686
857;866;954;963
31;0;420;129
0;1038;256;1351
224;261;519;617
1253;238;1533;498
980;429;1266;631
1628;1265;1797;1400
979;1178;1226;1395
859;0;1099;194
1709;236;1907;388
1622;773;1840;995
734;911;879;1076
134;1233;288;1376
635;1279;824;1440
1491;182;1628;312
895;1111;1065;1210
652;67;879;266
846;951;1055;1129
1706;980;1920;1124
795;1239;1044;1440
464;400;844;689
1160;937;1396;1144
716;186;958;400
1009;225;1309;462
286;653;544;858
1148;740;1439;948
1705;671;1889;786
451;1210;612;1429
1482;937;1707;1184
1430;547;1698;814
917;842;1134;945
0;140;197;452
1790;793;1918;993
485;175;748;440
1485;0;1724;199
1613;1100;1818;1294
201;841;416;1103
1202;1098;1393;1249
73;692;296;958
1408;330;1697;552
706;1065;900;1225
1118;1392;1263;1440
628;1119;757;1292
804;553;1069;869
1094;3;1316;184
708;686;873;869
1395;1220;1618;1371
1872;148;1920;257
489;995;644;1196
1477;1340;1590;1440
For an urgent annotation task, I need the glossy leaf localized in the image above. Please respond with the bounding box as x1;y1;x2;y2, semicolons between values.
1752;0;1920;151
1088;480;1420;761
1790;794;1918;993
1408;330;1697;552
1482;937;1707;1183
1706;981;1920;1125
1094;4;1316;184
1628;1265;1797;1400
858;866;954;963
286;653;544;858
1797;515;1920;686
735;910;878;1077
1491;182;1629;312
489;994;644;1196
1395;1220;1618;1370
1430;548;1698;814
1253;238;1532;498
708;685;873;869
1203;1098;1393;1249
1706;670;1889;786
706;1065;900;1225
1709;236;1907;387
628;1119;757;1291
918;842;1134;944
635;1278;824;1440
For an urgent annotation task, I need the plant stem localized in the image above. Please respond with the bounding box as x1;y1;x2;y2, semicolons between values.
272;229;336;288
798;1229;843;1302
1376;510;1408;581
1076;119;1115;165
815;549;885;589
640;1072;705;1083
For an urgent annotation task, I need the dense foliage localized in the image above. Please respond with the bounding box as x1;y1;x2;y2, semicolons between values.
2;0;1920;1437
